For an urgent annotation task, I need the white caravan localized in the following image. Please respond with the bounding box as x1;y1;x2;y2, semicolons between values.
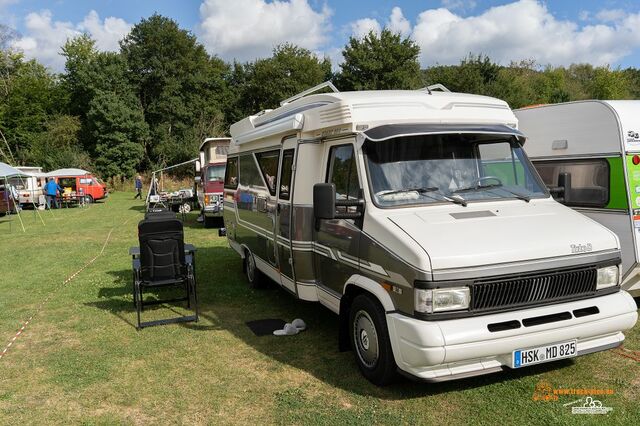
516;101;640;297
15;166;46;207
222;83;637;384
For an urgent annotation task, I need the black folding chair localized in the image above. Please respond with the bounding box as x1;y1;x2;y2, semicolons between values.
129;215;198;329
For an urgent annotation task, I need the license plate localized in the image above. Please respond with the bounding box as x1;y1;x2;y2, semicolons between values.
512;340;577;368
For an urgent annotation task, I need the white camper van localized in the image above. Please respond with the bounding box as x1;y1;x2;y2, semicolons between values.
15;166;46;207
222;83;638;385
516;101;640;297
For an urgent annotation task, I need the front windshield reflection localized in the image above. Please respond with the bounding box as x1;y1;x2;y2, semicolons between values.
363;133;548;207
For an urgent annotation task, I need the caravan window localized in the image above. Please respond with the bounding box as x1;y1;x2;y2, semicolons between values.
534;159;610;208
279;149;295;200
255;150;280;195
327;144;361;213
239;154;266;188
224;157;238;189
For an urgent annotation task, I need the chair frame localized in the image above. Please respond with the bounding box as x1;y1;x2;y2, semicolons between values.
129;243;199;329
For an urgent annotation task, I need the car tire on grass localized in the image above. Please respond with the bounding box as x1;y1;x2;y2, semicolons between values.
349;294;398;386
84;195;94;204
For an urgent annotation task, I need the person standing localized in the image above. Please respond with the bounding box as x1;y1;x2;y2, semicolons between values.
134;174;143;199
44;178;62;209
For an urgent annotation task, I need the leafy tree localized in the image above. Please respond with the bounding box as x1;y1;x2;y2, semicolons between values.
424;54;501;95
61;34;99;118
87;91;148;178
337;29;421;91
30;115;91;170
230;44;332;121
120;14;230;167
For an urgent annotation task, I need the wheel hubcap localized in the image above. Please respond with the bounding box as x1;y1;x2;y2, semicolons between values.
353;310;379;368
246;254;255;281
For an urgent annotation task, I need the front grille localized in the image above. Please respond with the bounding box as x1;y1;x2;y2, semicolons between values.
471;267;597;311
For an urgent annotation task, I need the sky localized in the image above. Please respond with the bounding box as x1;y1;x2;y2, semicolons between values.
1;0;640;71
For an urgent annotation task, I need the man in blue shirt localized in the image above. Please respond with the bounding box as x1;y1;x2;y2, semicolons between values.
44;178;62;209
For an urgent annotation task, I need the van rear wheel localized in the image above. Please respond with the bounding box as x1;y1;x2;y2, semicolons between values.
349;294;397;386
244;249;264;288
84;195;93;204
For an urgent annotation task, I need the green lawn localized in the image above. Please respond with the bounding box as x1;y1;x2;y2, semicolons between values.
0;192;638;425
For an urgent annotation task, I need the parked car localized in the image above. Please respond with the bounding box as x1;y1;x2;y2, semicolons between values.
221;82;638;385
47;168;108;204
196;137;231;227
516;101;640;297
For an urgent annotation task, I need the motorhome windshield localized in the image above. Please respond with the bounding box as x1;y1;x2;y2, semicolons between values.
363;133;548;207
207;165;225;182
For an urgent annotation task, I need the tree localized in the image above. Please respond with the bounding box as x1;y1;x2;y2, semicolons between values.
30;115;91;171
423;54;501;95
120;14;230;167
230;44;332;121
87;91;148;178
61;34;99;118
337;29;421;91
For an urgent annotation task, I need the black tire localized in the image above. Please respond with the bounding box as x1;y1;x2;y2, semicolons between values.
84;195;94;204
349;294;398;385
243;249;264;288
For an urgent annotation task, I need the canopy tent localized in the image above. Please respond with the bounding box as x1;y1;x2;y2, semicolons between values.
146;158;197;212
46;168;91;177
0;162;39;232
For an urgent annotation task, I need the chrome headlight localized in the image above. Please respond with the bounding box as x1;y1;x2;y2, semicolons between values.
596;265;619;290
415;287;470;314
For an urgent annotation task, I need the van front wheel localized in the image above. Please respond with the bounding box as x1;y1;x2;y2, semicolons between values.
349;294;397;385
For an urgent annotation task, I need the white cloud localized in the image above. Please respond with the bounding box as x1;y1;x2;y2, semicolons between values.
10;10;131;71
410;0;640;66
386;7;411;37
198;0;332;62
350;18;381;39
441;0;477;12
595;9;626;23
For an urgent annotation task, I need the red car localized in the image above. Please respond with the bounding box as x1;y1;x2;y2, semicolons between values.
48;168;108;204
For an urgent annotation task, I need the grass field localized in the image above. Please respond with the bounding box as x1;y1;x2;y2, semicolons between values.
0;192;638;425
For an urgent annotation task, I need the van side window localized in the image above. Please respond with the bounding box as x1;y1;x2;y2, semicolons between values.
239;154;265;188
255;150;280;195
327;144;361;211
534;159;610;208
224;157;238;189
279;149;295;200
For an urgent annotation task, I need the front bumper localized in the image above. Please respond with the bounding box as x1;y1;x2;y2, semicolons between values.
203;203;223;217
386;290;638;382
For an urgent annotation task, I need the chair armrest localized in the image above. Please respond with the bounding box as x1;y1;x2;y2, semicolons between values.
132;258;141;271
129;247;140;258
185;243;196;253
185;254;194;265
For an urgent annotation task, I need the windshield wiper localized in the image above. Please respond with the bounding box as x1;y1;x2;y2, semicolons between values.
377;187;468;207
377;187;440;196
452;183;530;202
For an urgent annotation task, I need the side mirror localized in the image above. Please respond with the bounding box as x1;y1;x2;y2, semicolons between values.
313;183;365;230
548;172;572;203
195;160;201;173
557;172;572;204
313;183;336;220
